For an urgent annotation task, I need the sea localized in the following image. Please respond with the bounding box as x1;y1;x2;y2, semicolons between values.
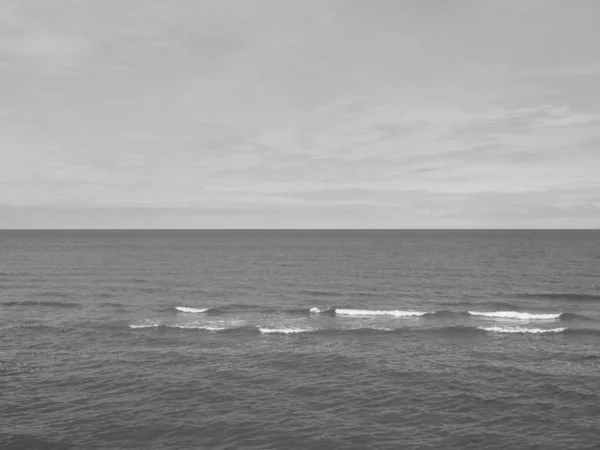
1;230;599;449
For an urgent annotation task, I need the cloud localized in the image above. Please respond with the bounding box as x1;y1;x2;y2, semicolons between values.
1;30;90;70
1;1;600;228
520;64;600;78
25;32;86;64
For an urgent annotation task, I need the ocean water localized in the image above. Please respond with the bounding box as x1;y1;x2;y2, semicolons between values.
1;230;599;449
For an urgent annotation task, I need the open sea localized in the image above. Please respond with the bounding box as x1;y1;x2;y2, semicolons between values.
1;230;599;449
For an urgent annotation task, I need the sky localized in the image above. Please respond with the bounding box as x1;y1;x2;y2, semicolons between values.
1;0;599;229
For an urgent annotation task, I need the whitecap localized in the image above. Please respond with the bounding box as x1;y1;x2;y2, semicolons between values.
168;324;226;331
259;327;310;334
468;311;561;320
175;306;207;313
478;326;566;334
336;309;427;317
129;322;160;329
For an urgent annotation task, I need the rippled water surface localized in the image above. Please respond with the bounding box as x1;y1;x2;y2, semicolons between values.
1;230;600;449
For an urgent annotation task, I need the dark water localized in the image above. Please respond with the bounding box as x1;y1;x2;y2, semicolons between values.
1;230;599;449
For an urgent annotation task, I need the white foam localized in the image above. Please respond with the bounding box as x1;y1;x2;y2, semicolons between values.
130;322;160;329
168;324;226;331
468;311;561;320
175;306;207;313
309;307;325;313
478;326;566;334
336;309;427;317
259;327;310;334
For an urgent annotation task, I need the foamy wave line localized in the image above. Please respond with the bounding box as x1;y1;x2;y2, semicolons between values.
130;323;160;329
468;311;561;320
175;306;207;313
126;323;572;335
478;326;566;334
259;327;311;334
336;309;427;317
169;324;226;331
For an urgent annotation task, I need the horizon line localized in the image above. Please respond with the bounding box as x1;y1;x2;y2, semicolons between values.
0;228;598;232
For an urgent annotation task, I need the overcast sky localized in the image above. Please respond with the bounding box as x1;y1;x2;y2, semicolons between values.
1;0;599;228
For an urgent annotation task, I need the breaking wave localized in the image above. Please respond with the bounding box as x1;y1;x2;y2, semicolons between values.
307;307;336;315
129;322;160;329
157;304;595;322
154;305;594;323
478;326;567;334
426;310;468;318
123;322;600;337
167;324;226;331
175;306;208;313
468;311;561;320
335;309;428;317
129;322;247;332
259;327;312;334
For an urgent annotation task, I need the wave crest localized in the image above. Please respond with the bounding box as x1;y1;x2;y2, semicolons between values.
468;311;561;320
335;309;427;317
129;322;160;329
168;324;226;331
175;306;207;313
478;326;566;334
124;322;579;336
259;327;311;334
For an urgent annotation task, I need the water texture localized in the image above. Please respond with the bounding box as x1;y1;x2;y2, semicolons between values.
1;230;599;449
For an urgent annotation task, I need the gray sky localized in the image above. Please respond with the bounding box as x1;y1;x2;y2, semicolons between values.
1;0;599;228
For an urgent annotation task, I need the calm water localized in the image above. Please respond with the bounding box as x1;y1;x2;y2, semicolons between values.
1;230;599;449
